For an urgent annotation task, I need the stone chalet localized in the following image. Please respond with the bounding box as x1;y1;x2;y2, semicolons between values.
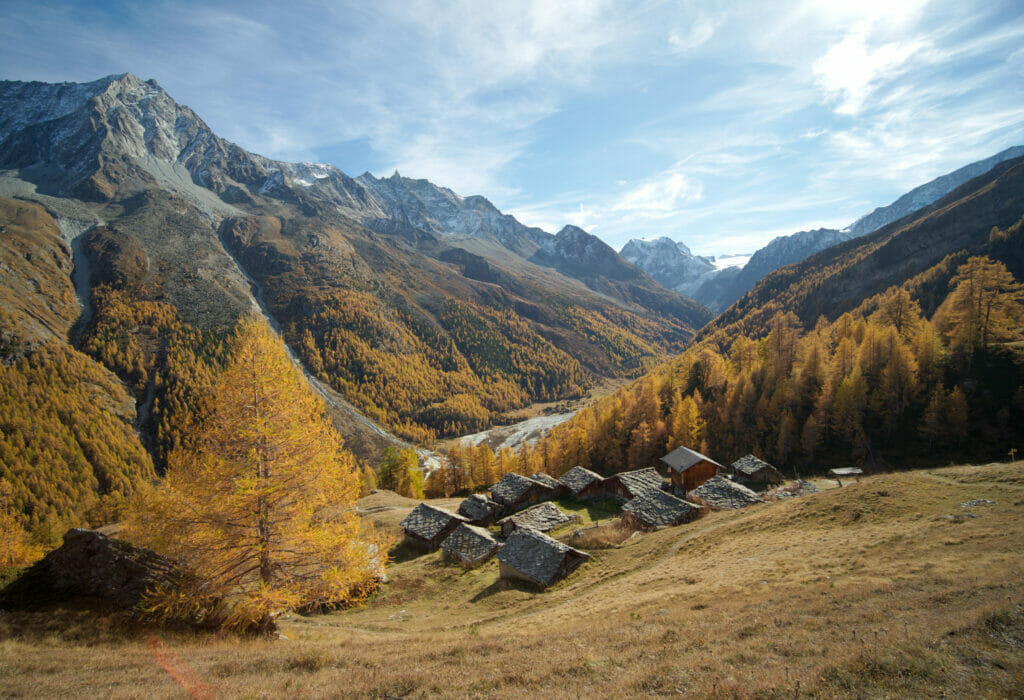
558;466;605;500
688;475;762;510
731;454;784;487
457;493;504;526
605;467;665;501
440;523;501;568
660;445;723;494
498;501;579;537
621;490;702;531
528;472;566;498
490;472;558;511
400;503;468;551
497;527;590;588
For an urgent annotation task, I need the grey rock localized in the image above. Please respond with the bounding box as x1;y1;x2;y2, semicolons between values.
0;528;181;610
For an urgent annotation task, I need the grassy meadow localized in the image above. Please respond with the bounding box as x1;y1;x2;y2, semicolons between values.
2;462;1023;698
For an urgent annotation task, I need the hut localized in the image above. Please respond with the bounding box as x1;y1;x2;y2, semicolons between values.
828;467;863;486
457;493;504;526
731;454;784;487
660;445;723;494
558;466;605;500
399;503;468;551
620;490;701;531
498;502;579;537
605;467;665;501
497;528;590;588
440;523;501;568
688;476;762;510
490;472;557;511
529;472;566;498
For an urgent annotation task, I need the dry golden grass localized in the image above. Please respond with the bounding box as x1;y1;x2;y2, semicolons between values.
3;462;1023;698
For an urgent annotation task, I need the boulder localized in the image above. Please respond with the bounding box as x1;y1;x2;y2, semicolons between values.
0;528;181;610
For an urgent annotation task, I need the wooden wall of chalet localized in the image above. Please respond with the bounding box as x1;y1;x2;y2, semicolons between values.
672;460;718;493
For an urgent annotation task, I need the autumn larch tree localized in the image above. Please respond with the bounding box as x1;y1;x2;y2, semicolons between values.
377;446;425;499
128;314;387;631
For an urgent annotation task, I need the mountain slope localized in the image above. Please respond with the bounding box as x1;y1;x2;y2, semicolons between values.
0;73;710;457
702;154;1024;341
624;145;1024;312
844;144;1024;238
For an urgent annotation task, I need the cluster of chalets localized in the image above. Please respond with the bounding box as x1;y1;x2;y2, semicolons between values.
399;448;795;589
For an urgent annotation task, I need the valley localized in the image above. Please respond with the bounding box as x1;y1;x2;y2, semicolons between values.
0;64;1023;700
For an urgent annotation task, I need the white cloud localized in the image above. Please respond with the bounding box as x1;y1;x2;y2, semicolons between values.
668;17;717;53
613;171;704;214
813;23;929;115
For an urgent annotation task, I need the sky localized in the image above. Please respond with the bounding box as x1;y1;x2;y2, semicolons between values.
2;1;1024;255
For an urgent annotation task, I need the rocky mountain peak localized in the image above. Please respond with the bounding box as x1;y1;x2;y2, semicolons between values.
619;236;716;299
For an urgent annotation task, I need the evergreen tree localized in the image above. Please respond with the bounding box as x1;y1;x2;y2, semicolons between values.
127;315;386;630
377;446;425;499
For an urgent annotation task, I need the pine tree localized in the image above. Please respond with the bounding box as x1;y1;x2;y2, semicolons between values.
940;256;1023;351
127;315;386;630
378;446;425;499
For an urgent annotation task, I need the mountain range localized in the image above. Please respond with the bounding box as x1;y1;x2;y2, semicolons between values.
621;145;1024;312
2;71;1023;559
0;73;709;466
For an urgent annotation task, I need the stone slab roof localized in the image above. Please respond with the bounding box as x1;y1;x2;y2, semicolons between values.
559;466;603;495
491;472;552;505
400;503;467;541
440;523;500;564
732;454;778;476
497;527;590;587
661;445;723;472
499;501;578;534
689;476;762;510
622;490;699;528
529;472;563;491
828;467;864;476
612;467;665;498
458;493;503;523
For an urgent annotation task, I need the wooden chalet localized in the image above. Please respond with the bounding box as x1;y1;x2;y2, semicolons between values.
440;523;501;568
620;490;702;531
605;467;665;501
497;527;590;589
490;472;558;511
399;503;468;551
498;501;579;537
558;466;605;500
731;454;784;487
660;445;723;494
457;493;504;526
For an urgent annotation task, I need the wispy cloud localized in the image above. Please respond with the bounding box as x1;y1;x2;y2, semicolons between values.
2;0;1022;255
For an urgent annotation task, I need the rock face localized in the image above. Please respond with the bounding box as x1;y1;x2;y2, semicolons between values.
0;528;181;609
619;237;718;297
843;145;1024;239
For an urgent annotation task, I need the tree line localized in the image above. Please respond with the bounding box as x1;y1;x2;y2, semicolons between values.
438;256;1023;489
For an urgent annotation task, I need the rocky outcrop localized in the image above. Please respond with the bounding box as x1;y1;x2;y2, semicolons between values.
620;237;718;297
0;528;181;610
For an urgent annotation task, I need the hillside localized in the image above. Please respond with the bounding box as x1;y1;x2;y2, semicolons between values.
702;155;1024;342
2;463;1021;697
624;146;1024;313
0;73;710;451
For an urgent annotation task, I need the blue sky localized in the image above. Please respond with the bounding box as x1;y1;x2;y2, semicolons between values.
2;1;1024;254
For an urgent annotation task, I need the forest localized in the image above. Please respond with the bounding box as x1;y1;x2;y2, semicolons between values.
430;255;1024;496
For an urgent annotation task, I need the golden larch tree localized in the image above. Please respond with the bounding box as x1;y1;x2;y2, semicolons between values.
128;314;386;629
